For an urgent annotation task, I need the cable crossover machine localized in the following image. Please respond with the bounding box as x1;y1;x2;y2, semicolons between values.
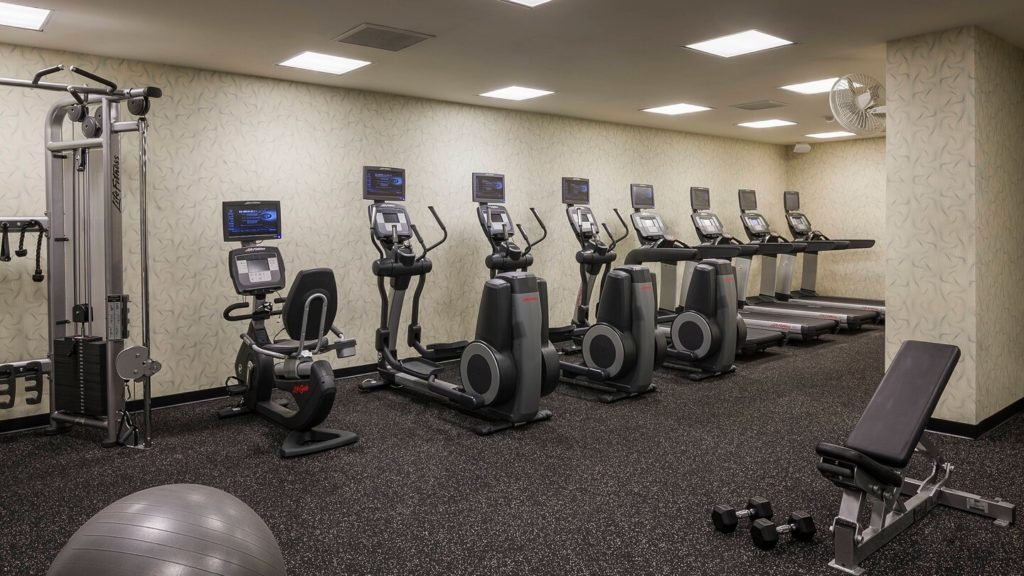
0;65;162;448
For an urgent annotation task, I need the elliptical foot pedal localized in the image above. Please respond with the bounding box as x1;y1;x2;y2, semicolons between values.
279;427;358;458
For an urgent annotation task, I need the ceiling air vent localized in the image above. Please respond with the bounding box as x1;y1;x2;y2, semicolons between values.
336;23;434;52
731;99;787;111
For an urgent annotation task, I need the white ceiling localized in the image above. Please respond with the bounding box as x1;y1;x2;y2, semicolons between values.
1;0;1022;144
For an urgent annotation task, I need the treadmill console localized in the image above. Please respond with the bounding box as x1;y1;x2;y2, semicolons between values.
787;213;813;235
227;246;285;295
741;212;771;239
630;211;667;241
692;212;725;241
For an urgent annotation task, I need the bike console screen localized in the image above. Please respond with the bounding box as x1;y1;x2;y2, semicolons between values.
222;201;282;242
562;177;590;205
473;173;506;203
364;166;406;202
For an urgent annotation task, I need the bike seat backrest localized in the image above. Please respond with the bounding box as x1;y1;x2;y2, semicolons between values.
282;268;339;344
845;340;960;469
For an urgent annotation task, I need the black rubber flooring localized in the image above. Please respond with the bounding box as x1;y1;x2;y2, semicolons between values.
2;327;1022;575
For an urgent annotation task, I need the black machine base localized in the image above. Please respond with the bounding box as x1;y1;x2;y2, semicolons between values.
558;377;658;403
663;362;737;381
280;427;358;458
359;376;553;435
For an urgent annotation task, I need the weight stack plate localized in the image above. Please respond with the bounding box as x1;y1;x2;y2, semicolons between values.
53;338;107;417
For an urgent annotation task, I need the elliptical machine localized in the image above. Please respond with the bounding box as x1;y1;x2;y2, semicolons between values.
626;184;741;379
218;201;358;458
360;167;555;434
556;177;664;402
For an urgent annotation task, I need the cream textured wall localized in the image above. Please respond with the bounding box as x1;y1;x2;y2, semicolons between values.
0;42;790;420
784;138;886;300
975;29;1024;423
886;27;978;424
886;26;1024;425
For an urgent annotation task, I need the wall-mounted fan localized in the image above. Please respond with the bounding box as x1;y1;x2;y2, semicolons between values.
829;74;886;135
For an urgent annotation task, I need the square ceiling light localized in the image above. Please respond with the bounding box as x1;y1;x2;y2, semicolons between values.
738;119;796;128
501;0;552;6
806;131;856;139
279;51;370;75
0;1;51;31
685;30;792;58
480;86;553;100
642;102;711;116
780;78;840;94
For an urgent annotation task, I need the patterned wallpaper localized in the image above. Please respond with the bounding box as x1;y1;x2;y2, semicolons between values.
0;42;795;420
974;29;1024;422
785;138;886;300
886;26;1024;425
886;27;978;424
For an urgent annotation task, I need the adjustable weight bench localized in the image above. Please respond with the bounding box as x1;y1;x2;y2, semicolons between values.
816;340;1015;575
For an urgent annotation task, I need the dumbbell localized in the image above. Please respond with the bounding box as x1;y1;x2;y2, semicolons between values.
750;511;816;549
711;497;773;533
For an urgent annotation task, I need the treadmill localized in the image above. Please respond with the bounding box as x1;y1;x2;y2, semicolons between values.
781;191;885;319
692;187;876;330
627;183;785;354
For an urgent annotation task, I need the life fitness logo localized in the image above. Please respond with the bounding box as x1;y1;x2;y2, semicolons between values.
291;384;310;395
640;284;653;291
521;296;539;303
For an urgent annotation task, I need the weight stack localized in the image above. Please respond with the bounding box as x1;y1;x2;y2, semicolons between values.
53;337;108;417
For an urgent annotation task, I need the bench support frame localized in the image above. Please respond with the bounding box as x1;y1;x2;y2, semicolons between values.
827;438;1016;575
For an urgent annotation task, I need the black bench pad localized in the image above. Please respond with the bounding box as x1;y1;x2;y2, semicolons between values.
844;341;960;469
817;442;904;487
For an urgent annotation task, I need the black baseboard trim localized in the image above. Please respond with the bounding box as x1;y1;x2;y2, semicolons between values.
1;363;378;435
928;396;1024;439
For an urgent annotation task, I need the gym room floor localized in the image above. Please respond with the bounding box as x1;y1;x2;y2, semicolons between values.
2;327;1021;576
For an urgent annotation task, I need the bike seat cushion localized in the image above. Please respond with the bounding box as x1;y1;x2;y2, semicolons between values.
844;341;960;469
265;338;330;355
282;268;338;343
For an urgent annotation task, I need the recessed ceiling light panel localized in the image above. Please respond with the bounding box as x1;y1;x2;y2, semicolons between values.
502;0;552;6
685;30;792;58
738;119;797;128
642;102;712;116
780;78;840;94
480;86;553;100
279;51;371;75
806;131;856;139
0;1;51;31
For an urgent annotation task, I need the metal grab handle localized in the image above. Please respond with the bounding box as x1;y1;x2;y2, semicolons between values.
32;64;64;85
296;293;330;355
69;66;117;92
241;334;288;360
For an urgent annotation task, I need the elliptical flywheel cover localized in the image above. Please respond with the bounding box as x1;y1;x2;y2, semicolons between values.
672;311;717;359
460;340;515;405
583;323;634;378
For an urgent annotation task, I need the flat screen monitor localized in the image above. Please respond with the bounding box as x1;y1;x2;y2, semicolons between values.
562;177;590;205
690;186;711;211
784;190;801;212
738;189;758;211
473;173;506;203
630;183;655;210
222;201;282;242
363;166;406;202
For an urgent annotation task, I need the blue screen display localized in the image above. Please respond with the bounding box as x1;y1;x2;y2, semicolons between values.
473;173;506;203
364;166;406;201
222;201;282;241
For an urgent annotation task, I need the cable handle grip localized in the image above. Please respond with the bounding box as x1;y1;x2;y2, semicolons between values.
32;64;64;85
69;66;117;91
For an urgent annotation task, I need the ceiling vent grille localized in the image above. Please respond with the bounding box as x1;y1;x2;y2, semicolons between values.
731;99;787;111
336;23;434;52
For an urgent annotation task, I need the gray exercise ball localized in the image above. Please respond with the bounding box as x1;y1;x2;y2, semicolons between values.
48;484;286;576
